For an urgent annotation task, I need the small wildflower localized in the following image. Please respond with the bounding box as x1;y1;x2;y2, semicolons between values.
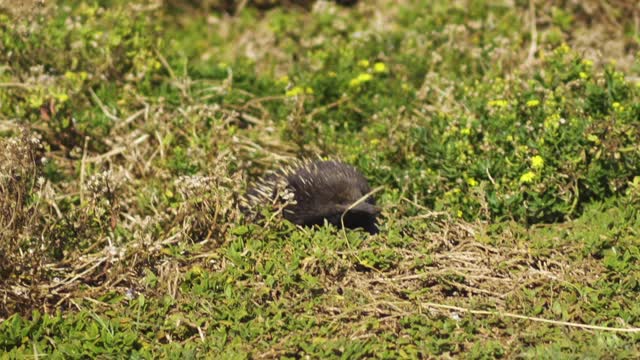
401;83;411;92
466;178;478;187
305;87;314;95
28;96;44;109
373;62;387;73
456;210;463;218
285;86;305;97
519;171;536;184
526;99;540;107
277;75;290;85
357;73;373;82
487;99;508;108
582;59;593;67
544;113;561;129
444;188;461;197
358;59;370;68
556;43;570;55
460;128;471;136
612;102;624;112
56;93;69;103
349;73;373;87
531;155;544;170
579;72;588;79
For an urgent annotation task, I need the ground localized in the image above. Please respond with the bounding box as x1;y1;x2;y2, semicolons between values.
1;0;640;358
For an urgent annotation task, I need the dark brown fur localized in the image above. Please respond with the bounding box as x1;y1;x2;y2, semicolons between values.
245;160;380;234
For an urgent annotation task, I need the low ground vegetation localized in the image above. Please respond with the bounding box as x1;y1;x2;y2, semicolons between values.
1;0;640;357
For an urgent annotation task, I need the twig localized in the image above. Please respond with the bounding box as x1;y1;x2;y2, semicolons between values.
526;0;538;66
85;134;149;163
154;48;176;80
306;96;349;121
340;185;385;269
80;136;89;206
50;258;107;290
485;167;496;186
0;82;32;89
113;108;147;131
89;88;120;122
420;302;640;333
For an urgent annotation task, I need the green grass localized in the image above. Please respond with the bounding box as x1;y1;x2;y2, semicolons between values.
1;0;640;358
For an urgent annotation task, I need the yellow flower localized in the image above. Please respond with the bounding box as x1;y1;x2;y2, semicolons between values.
519;171;536;184
349;73;373;87
357;73;373;82
544;113;561;129
488;99;508;108
56;93;69;103
456;210;463;218
277;75;290;85
285;86;304;97
305;87;314;95
556;43;570;55
373;62;387;73
358;59;370;68
526;99;540;107
28;95;43;109
466;178;478;187
579;72;588;79
531;155;544;170
587;134;600;144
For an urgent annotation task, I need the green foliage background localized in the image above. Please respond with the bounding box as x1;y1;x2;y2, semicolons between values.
1;0;640;357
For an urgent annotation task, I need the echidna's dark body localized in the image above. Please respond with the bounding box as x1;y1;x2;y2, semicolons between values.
243;160;380;234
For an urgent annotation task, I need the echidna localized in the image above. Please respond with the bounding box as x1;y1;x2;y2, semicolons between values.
243;160;380;234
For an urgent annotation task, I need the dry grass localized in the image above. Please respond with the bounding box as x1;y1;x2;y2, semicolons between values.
1;0;639;357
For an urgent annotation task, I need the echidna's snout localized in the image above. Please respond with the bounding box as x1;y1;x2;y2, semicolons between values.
346;201;381;216
338;201;381;234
